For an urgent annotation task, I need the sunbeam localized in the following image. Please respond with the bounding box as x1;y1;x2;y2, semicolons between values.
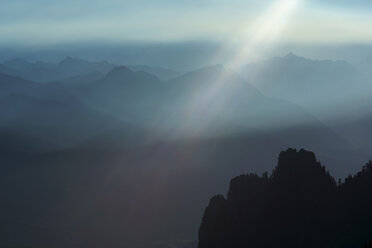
172;0;302;138
229;0;301;69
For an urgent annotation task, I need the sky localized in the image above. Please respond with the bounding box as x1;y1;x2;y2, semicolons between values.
1;0;372;46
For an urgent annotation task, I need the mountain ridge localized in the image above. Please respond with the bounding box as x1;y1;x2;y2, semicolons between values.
199;148;372;248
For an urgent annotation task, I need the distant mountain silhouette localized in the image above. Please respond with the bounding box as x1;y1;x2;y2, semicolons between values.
1;57;115;82
0;73;45;98
77;64;326;136
4;58;39;72
0;92;126;146
103;65;160;82
51;70;105;84
128;65;180;81
0;64;361;161
1;57;181;83
242;53;369;111
0;64;367;170
77;66;166;122
199;148;372;248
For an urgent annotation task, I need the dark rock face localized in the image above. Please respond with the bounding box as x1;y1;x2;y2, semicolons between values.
198;148;372;248
364;240;372;248
198;195;228;248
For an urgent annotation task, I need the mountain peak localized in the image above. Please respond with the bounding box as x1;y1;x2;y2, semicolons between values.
273;148;328;180
104;66;133;79
282;52;307;62
278;148;317;166
59;56;81;65
284;52;298;59
60;56;72;62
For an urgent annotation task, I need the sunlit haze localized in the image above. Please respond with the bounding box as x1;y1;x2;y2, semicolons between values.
0;0;372;45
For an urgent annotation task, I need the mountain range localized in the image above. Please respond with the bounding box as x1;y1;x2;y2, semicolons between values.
242;53;371;113
0;57;181;83
0;55;372;248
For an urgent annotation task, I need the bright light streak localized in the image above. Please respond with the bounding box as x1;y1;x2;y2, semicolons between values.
153;0;302;139
229;0;301;69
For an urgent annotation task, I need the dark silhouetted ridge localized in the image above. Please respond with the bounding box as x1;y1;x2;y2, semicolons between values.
199;148;372;248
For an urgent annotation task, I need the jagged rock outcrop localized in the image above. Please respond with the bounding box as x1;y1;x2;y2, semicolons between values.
199;148;372;248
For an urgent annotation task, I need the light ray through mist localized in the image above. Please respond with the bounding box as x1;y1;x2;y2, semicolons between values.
174;0;302;137
228;0;301;69
141;0;305;188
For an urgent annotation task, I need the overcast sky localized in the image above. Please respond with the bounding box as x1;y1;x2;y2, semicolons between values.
0;0;371;46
